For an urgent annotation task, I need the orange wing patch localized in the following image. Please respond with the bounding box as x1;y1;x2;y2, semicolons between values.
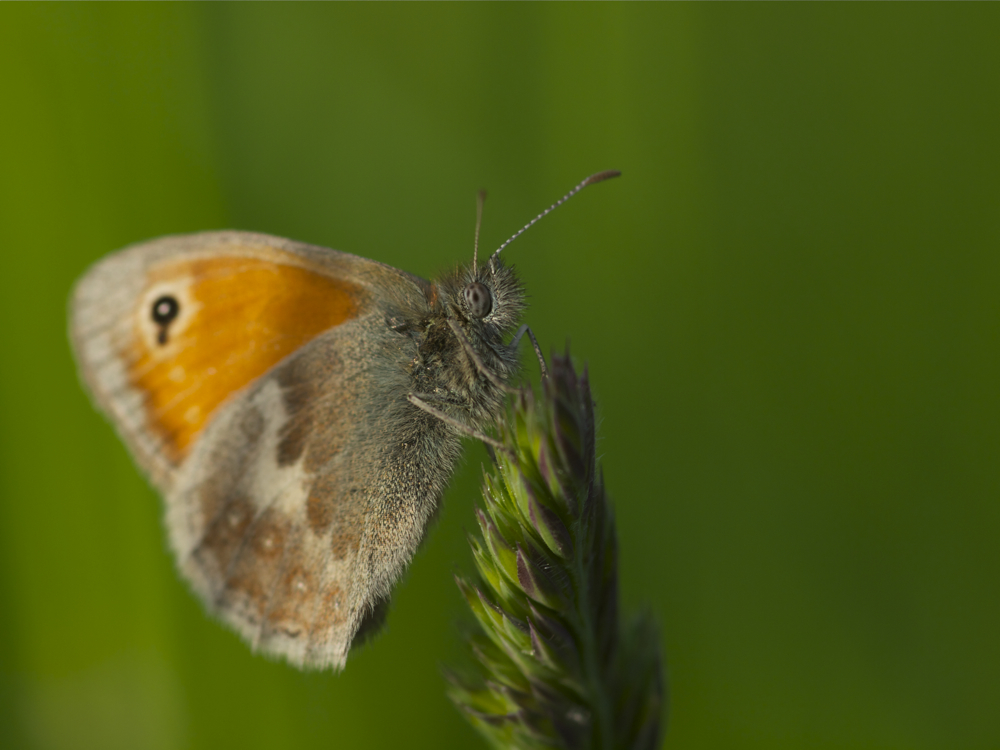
126;255;367;464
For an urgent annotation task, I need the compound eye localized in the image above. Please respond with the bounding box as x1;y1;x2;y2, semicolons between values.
464;281;493;319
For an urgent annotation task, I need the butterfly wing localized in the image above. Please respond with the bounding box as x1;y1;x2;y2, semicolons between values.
70;231;446;668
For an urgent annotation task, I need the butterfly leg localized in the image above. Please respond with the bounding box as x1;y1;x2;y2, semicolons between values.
407;390;465;407
407;393;510;454
509;324;548;378
446;318;518;394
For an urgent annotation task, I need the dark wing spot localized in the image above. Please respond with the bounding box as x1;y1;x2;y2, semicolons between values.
151;295;180;345
152;295;179;325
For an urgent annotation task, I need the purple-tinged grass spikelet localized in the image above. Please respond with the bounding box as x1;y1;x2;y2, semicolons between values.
449;351;665;750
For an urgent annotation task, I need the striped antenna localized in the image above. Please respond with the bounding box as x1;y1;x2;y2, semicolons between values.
488;170;620;265
472;189;487;275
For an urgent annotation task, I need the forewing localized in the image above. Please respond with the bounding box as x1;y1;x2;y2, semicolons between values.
69;230;424;489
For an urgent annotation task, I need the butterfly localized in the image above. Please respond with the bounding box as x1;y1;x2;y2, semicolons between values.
69;170;619;670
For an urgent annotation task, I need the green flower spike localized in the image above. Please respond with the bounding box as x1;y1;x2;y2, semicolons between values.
449;351;665;750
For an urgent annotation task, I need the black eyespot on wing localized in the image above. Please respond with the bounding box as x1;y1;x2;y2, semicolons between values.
151;295;179;345
464;282;493;319
152;295;179;325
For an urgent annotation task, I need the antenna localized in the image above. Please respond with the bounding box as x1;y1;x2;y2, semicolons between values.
488;170;620;266
472;189;487;275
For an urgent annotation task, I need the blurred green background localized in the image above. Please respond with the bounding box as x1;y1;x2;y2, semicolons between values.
1;5;998;749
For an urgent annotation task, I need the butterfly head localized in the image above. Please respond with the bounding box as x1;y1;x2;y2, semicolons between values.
429;172;622;369
436;256;526;340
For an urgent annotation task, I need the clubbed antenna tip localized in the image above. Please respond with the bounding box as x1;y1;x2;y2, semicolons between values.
582;169;622;187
